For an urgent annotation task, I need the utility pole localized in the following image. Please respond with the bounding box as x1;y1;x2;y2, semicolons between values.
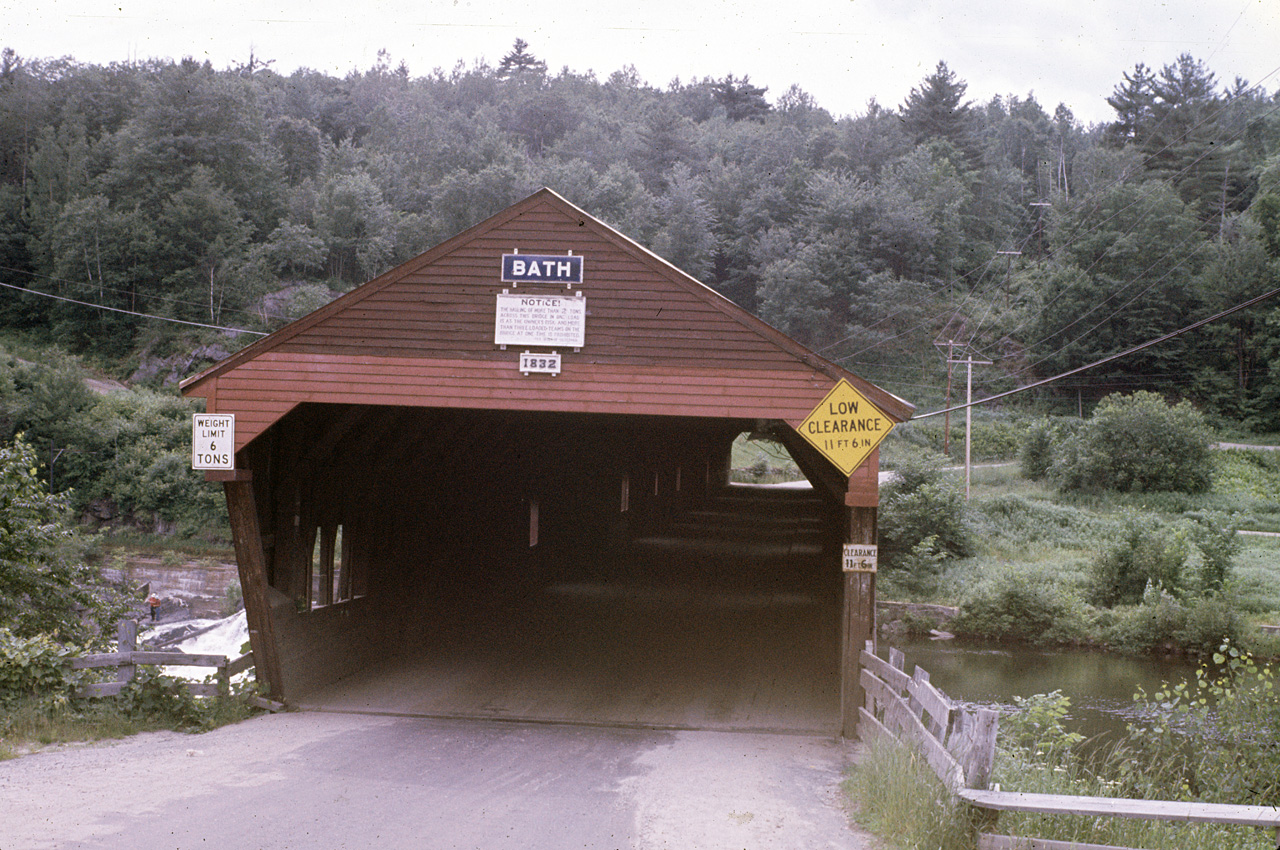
945;348;991;500
934;340;957;456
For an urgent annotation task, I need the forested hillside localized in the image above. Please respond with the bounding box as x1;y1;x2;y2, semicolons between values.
1;41;1278;426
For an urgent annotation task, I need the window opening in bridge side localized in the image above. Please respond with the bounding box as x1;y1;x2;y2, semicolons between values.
309;524;354;607
729;432;807;486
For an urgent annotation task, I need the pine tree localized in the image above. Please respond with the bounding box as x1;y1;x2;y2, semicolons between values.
1105;63;1157;146
899;62;977;164
496;39;547;84
710;75;770;122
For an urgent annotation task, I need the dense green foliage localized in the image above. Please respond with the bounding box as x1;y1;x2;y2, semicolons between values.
0;347;226;535
0;45;1276;423
850;678;1280;850
879;426;1279;656
0;628;80;706
878;452;971;592
1123;644;1280;806
0;436;127;641
950;566;1092;645
1051;392;1214;494
981;684;1275;849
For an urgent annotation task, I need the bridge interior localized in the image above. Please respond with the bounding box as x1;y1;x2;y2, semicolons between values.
249;405;846;733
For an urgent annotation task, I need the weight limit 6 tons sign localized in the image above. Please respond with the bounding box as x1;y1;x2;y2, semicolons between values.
192;414;235;470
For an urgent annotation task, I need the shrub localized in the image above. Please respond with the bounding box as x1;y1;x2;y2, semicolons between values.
0;436;129;642
115;667;213;731
0;629;81;707
999;691;1084;770
1105;591;1243;656
1187;512;1240;593
1019;417;1081;481
878;535;948;597
1052;391;1213;494
1019;419;1056;480
951;566;1091;645
1087;513;1190;607
1121;644;1280;807
880;452;971;568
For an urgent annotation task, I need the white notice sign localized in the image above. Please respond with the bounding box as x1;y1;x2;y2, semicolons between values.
192;414;235;470
495;293;586;348
842;544;878;573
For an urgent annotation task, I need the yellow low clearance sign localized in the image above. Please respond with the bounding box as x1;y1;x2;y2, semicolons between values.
795;380;895;476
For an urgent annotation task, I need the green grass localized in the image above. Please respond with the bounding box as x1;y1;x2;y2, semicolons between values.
882;445;1280;655
849;719;1276;850
1232;535;1280;614
0;697;173;760
728;433;805;483
844;736;976;850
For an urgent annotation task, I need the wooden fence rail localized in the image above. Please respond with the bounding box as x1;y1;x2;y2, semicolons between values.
859;642;1280;850
71;620;252;700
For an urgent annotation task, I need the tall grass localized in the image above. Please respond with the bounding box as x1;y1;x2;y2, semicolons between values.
848;688;1276;850
844;736;976;850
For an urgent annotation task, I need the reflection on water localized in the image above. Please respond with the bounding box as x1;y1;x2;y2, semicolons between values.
894;639;1199;741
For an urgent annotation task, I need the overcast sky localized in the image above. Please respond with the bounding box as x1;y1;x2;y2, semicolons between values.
4;0;1278;126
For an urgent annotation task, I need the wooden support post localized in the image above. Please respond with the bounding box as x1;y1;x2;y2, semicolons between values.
221;472;285;702
116;619;137;685
841;503;877;739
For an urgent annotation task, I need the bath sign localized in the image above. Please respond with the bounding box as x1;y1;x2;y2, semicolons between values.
501;253;583;285
843;544;878;573
795;380;894;476
192;414;235;470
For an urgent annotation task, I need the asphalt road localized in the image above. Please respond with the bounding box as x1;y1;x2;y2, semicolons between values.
0;712;879;850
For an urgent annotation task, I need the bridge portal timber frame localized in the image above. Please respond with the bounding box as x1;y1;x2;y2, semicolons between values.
182;188;914;737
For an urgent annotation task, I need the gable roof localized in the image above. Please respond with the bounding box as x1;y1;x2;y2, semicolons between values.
182;188;912;449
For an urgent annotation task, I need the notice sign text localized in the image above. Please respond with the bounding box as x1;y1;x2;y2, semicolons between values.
842;544;878;573
495;293;586;348
192;414;235;470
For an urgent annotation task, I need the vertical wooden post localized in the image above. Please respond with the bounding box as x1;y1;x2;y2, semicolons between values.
116;619;137;685
841;449;880;740
841;504;877;738
318;524;336;607
220;472;285;702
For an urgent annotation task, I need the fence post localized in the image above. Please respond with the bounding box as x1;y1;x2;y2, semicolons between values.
951;707;1000;790
116;619;137;686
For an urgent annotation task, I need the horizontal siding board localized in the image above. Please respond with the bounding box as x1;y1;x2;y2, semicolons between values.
213;351;836;447
221;353;825;388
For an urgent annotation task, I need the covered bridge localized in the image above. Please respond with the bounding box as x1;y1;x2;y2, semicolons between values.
181;188;913;737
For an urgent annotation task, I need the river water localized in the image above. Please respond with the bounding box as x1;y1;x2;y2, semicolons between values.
894;639;1200;742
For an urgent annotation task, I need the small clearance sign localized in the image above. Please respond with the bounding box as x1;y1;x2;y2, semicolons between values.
795;380;894;476
843;544;878;573
192;414;235;470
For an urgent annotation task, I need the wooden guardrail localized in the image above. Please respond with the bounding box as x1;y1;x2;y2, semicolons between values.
71;620;251;700
859;642;1280;850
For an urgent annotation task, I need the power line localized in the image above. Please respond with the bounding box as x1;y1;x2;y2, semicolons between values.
0;278;268;336
912;285;1280;420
